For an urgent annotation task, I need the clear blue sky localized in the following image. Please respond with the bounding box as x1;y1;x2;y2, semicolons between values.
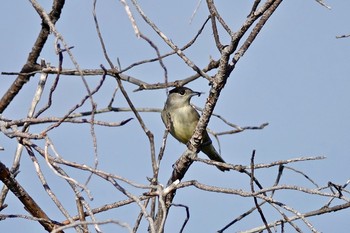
1;1;350;232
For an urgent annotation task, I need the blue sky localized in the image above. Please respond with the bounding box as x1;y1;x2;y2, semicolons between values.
1;1;350;232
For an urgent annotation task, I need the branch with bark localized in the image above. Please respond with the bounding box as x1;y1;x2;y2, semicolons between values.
0;1;348;233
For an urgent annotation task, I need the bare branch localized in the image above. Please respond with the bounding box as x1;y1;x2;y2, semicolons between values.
1;116;133;128
1;1;347;232
249;150;272;233
170;203;190;233
315;0;331;9
0;161;64;232
336;34;350;39
130;0;213;81
0;0;65;113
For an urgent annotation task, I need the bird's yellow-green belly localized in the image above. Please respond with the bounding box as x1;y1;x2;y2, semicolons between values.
171;120;195;144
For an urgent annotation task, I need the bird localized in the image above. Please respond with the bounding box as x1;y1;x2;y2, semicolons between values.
161;86;229;171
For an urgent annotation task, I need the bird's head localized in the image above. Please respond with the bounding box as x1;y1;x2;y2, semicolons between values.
167;87;203;107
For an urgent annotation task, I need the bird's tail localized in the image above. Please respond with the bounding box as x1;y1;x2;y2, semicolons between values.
201;143;229;172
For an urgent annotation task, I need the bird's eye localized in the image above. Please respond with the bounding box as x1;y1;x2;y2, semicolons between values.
179;90;185;95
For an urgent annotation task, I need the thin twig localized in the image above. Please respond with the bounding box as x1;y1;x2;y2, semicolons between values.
249;150;271;233
0;63;49;209
170;203;190;233
130;0;213;81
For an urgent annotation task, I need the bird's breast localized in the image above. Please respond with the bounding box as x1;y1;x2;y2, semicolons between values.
168;106;199;144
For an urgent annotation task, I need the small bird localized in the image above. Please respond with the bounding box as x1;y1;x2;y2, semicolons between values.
161;86;229;171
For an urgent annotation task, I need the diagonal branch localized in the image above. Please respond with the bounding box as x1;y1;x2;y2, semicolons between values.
0;162;64;232
156;1;285;230
0;0;65;113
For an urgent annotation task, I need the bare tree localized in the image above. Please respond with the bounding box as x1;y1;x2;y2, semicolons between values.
0;0;348;233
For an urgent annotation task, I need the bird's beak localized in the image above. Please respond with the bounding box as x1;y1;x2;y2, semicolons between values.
191;91;204;97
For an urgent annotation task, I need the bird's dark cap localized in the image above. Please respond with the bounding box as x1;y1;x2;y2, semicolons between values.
169;86;190;94
169;87;202;96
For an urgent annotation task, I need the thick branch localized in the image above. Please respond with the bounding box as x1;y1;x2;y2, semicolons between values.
0;0;65;113
0;162;63;232
156;1;285;230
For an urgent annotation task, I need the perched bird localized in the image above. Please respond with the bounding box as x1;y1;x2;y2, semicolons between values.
161;86;229;171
